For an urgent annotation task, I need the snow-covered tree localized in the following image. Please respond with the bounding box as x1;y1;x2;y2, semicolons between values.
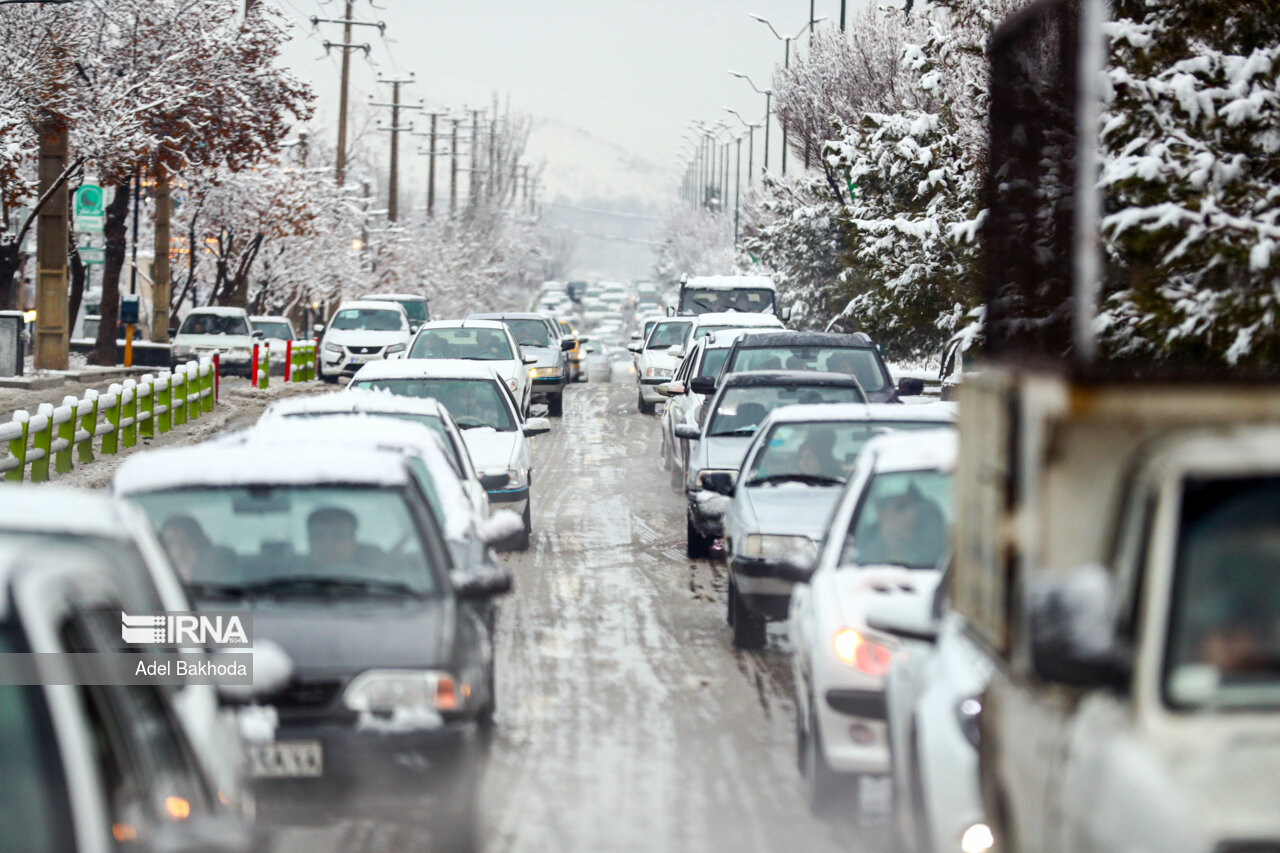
652;205;737;287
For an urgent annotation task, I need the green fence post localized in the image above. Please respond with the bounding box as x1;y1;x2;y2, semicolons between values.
186;363;200;421
171;370;187;427
261;345;270;389
201;360;215;412
156;375;171;434
54;395;76;475
121;379;138;449
77;391;98;464
5;411;29;482
101;386;121;456
138;376;154;439
29;404;53;483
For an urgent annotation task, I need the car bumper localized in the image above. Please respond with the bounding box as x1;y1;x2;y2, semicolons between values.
486;484;529;516
530;377;567;398
815;683;890;775
687;491;725;539
729;556;796;619
252;717;481;817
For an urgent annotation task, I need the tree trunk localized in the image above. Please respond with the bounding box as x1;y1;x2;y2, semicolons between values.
67;225;86;338
91;182;131;365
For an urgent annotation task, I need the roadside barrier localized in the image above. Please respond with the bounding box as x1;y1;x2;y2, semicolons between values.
0;358;217;483
252;341;317;388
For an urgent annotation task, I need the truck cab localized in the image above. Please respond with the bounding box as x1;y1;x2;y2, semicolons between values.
677;275;781;316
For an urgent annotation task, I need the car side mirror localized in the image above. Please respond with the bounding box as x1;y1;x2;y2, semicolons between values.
630;331;642;340
775;551;818;584
666;345;684;359
668;380;686;395
313;324;324;336
897;377;926;397
627;343;642;353
578;337;589;344
689;377;716;396
524;416;551;436
1027;565;1129;689
702;471;734;496
251;329;264;340
656;383;672;398
673;424;700;440
452;567;514;599
866;596;939;644
561;338;575;351
523;355;538;365
666;306;675;316
780;306;793;322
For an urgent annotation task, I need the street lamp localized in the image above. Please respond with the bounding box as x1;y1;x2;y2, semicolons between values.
724;107;763;185
728;71;772;173
749;13;826;174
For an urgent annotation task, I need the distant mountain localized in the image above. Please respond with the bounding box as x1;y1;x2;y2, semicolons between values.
526;119;670;207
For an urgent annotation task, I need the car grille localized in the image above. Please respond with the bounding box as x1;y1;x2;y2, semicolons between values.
347;345;383;355
266;678;343;709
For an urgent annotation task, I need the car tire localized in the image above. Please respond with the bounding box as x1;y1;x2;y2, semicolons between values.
321;372;338;384
726;579;736;626
514;503;532;551
731;585;767;650
802;699;856;818
548;393;564;417
686;514;711;559
637;390;655;415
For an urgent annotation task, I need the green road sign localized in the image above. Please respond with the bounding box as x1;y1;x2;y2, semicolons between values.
74;215;104;234
78;246;104;265
74;185;104;217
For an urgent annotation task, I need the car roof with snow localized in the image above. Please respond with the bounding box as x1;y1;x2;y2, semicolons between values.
467;312;552;322
0;487;144;540
861;428;958;474
250;315;291;323
185;306;248;317
351;358;501;382
719;370;864;389
759;402;957;425
113;443;411;494
261;389;451;420
701;327;780;349
363;292;426;301
684;275;777;292
336;300;408;313
690;312;784;328
727;331;877;349
419;319;508;331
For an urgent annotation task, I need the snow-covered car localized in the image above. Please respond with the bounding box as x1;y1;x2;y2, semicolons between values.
687;310;785;343
349;358;550;550
0;536;259;853
172;306;257;376
580;338;613;382
250;315;298;375
257;388;491;520
114;442;511;846
409;319;534;416
658;328;777;486
867;568;994;853
318;300;412;383
0;487;254;820
785;429;956;813
715;402;957;649
713;331;910;404
467;311;573;417
362;292;431;332
677;371;868;558
630;316;694;414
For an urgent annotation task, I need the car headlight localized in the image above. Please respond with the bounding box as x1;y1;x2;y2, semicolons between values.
385;343;406;355
503;468;528;488
324;342;342;353
645;367;673;378
173;345;195;357
832;628;892;676
342;669;460;712
956;695;982;748
529;367;559;378
696;469;737;490
741;534;817;562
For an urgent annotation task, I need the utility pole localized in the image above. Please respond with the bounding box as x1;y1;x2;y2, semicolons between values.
468;108;485;208
371;75;422;222
840;0;847;30
313;5;381;186
449;118;461;214
413;112;447;217
34;115;69;370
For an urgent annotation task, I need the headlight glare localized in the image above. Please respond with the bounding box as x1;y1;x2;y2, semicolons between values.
342;669;459;712
832;628;892;676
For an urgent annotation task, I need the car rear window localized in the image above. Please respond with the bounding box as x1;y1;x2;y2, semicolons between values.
410;328;513;361
727;345;887;392
350;377;516;432
707;385;864;436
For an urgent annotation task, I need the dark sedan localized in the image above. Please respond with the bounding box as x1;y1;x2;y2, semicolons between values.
711;331;918;403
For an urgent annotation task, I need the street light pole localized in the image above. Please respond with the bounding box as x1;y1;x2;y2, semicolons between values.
734;136;742;244
749;15;826;176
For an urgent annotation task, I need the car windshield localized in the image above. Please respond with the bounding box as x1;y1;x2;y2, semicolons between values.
282;411;462;474
330;308;404;332
699;348;731;378
350;377;516;431
839;469;953;570
681;288;774;314
745;421;948;486
131;486;439;596
0;629;72;853
647;321;690;349
707;385;864;437
251;321;293;340
178;313;249;336
503;319;551;347
728;346;887;392
1164;476;1280;711
410;328;514;361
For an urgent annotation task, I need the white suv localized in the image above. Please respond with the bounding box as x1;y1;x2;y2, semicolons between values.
318;300;412;383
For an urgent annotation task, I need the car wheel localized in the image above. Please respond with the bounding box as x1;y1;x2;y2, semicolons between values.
686;514;710;559
321;372;338;384
731;586;767;650
802;699;856;818
514;503;532;551
548;393;564;417
637;390;655;415
726;578;736;626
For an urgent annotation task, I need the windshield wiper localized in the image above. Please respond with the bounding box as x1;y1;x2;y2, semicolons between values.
236;575;426;598
746;473;845;487
710;426;758;437
185;581;249;599
456;422;496;430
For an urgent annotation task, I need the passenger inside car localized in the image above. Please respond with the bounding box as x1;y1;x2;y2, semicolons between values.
158;515;234;581
307;506;384;568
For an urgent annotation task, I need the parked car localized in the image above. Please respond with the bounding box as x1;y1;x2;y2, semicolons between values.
715;331;914;404
785;429;956;813
114;442;511;848
866;566;994;853
349;358;550;550
467;311;573;416
0;536;260;853
172;306;257;376
629;317;694;414
409;319;534;416
362;292;431;332
712;402;957;649
677;371;868;558
318;300;412;383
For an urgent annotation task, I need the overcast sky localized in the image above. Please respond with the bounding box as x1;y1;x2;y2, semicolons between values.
271;0;869;202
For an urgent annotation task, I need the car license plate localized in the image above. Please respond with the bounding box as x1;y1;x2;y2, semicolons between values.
247;740;323;778
346;354;374;364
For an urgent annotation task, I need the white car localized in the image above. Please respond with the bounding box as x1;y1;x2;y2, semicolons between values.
257;388;491;519
409;319;534;416
786;428;956;813
687;310;785;342
630;316;694;414
172;306;257;376
868;571;994;853
720;403;957;649
362;292;430;333
318;300;412;383
349;358;549;549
